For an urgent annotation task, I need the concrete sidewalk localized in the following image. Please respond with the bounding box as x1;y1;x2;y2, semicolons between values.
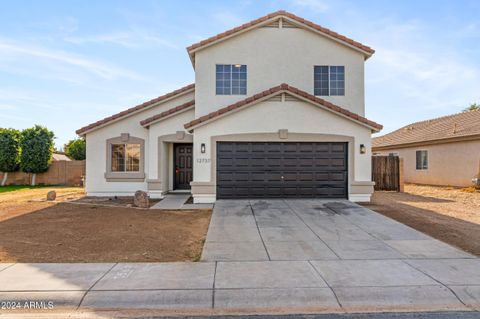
151;193;213;210
0;259;479;315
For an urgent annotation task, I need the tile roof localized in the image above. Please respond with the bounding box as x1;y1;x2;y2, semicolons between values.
76;83;195;135
373;109;480;149
184;83;382;131
140;100;195;127
187;10;374;58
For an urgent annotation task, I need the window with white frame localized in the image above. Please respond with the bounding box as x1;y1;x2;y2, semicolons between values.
416;150;428;170
314;65;345;96
216;64;247;95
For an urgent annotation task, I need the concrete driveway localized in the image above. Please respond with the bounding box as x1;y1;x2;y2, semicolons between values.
202;199;473;261
198;199;480;312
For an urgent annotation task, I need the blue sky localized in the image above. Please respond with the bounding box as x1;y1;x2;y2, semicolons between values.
1;0;479;148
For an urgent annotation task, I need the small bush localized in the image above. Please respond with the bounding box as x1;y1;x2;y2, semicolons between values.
0;128;21;173
19;125;55;174
64;138;86;160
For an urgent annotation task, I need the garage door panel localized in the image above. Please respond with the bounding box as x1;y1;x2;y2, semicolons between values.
265;143;282;153
299;157;314;167
331;143;346;151
298;143;315;152
217;142;347;199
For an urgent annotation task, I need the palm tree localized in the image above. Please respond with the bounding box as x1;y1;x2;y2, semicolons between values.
463;103;480;112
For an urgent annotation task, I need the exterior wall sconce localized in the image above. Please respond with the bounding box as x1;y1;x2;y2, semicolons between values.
201;143;206;154
360;144;366;154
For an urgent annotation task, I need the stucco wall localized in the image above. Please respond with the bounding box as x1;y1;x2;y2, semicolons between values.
374;140;480;187
84;91;194;196
192;98;373;201
194;26;365;117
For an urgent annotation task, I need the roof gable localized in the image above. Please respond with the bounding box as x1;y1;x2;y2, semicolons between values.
76;83;194;136
373;109;480;149
184;83;382;132
187;10;374;66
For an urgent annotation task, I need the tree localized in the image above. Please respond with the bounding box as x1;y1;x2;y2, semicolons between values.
20;125;55;186
463;103;480;112
0;128;21;186
64;138;86;160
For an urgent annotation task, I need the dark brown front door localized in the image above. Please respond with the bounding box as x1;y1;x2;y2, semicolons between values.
174;144;193;190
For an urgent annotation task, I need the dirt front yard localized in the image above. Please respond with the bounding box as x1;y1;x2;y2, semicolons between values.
361;184;480;256
0;187;211;262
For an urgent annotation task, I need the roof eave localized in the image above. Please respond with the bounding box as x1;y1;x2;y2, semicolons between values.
373;133;480;151
186;13;374;68
185;87;382;133
76;85;195;136
140;104;195;128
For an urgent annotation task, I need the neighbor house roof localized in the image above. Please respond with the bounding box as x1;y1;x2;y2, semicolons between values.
140;100;195;127
53;152;71;161
76;83;195;136
373;109;480;150
184;83;382;132
187;10;374;64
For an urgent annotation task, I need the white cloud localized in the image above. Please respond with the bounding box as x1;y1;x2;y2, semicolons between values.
290;0;329;13
0;38;143;81
64;30;178;49
211;11;246;29
0;104;15;110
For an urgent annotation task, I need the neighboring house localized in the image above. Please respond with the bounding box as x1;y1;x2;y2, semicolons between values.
76;10;382;203
373;110;480;187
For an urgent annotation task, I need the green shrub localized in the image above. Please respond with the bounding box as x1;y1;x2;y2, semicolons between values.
64;138;86;160
20;125;55;174
0;128;21;173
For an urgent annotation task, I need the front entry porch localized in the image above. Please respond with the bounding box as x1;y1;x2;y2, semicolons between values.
147;133;193;198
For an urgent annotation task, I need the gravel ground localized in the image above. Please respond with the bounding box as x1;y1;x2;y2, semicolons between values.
361;184;480;256
0;187;211;262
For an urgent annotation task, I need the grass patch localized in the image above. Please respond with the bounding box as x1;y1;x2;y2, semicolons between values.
0;185;47;193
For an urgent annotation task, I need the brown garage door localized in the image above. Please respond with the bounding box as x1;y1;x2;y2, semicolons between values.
216;142;348;199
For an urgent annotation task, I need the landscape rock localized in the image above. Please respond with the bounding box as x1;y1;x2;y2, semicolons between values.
46;191;56;201
133;190;149;208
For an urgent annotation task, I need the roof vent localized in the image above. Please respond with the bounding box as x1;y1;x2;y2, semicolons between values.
266;95;282;102
282;19;299;28
262;19;280;28
284;93;300;102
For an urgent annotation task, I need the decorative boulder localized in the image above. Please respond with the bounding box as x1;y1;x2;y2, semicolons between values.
133;190;149;208
46;191;56;201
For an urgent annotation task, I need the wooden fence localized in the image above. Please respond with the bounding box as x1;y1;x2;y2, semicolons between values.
372;156;404;192
0;160;85;186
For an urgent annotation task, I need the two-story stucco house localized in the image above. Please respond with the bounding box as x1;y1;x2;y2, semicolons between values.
76;10;382;203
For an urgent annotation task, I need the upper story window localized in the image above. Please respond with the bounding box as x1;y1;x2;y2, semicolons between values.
314;65;345;96
416;150;428;170
216;64;247;95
